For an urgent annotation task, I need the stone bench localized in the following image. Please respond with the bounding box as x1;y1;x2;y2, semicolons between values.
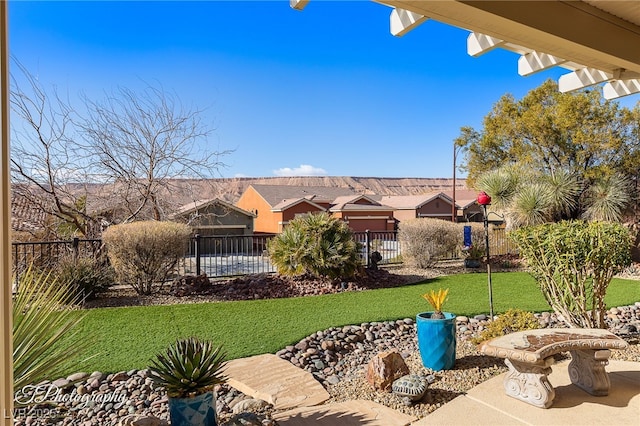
479;328;628;408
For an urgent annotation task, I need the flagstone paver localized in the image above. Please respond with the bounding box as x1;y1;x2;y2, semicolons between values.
224;354;330;410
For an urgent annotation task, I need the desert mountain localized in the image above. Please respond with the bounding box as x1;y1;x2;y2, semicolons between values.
178;176;469;205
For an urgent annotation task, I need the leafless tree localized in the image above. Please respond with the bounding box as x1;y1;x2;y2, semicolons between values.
76;84;229;223
10;61;97;237
10;61;230;237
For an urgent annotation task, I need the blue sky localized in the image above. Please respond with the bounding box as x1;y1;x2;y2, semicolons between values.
9;1;639;179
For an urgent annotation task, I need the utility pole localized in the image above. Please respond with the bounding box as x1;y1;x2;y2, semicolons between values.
452;144;456;222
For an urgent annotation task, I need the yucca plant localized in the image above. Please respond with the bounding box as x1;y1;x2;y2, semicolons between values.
149;337;228;399
13;266;91;393
421;288;449;319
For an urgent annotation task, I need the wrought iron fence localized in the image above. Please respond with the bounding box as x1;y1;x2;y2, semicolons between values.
11;229;518;283
184;234;276;276
489;227;518;256
352;230;402;266
12;238;103;276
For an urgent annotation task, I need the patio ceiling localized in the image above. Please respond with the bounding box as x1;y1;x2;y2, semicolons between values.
292;0;640;99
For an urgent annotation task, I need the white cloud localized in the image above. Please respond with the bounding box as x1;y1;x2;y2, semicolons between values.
234;173;249;178
273;164;328;177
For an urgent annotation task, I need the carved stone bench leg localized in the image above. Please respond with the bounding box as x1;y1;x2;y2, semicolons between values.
568;349;611;396
503;358;555;408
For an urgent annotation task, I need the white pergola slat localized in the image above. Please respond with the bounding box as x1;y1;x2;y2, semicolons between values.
603;79;640;100
558;68;614;92
518;51;568;76
290;0;309;11
466;32;506;57
390;8;427;37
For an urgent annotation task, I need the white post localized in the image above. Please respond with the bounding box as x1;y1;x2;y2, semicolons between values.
0;0;13;423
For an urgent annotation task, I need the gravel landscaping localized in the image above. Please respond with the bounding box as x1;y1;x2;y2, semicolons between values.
14;264;640;425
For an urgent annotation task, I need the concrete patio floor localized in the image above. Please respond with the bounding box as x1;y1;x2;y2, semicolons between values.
225;355;640;426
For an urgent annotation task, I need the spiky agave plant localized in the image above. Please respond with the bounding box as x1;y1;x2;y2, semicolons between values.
422;288;449;319
149;337;228;399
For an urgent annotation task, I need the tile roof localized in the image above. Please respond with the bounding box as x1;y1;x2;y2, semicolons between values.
379;193;450;209
442;189;479;208
271;198;327;212
330;194;381;209
330;203;394;212
11;190;50;234
173;198;256;218
249;184;359;207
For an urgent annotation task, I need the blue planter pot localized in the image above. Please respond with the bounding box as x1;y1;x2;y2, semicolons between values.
416;312;457;371
168;391;218;426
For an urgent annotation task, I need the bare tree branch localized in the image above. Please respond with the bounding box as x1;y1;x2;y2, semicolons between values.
11;63;232;238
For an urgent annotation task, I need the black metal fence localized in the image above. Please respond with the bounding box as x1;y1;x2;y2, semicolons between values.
11;228;517;281
12;238;103;276
184;234;276;277
353;230;402;266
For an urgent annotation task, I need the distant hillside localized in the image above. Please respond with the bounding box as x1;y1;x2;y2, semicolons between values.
183;176;469;204
12;177;470;235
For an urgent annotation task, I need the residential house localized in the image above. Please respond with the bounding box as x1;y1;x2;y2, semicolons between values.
442;189;485;223
172;198;255;236
328;194;395;232
236;185;395;233
377;192;456;222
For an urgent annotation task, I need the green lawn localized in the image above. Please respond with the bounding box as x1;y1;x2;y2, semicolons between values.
62;272;640;375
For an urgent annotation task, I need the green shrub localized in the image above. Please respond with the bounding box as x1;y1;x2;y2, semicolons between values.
472;309;540;344
398;218;458;268
103;221;191;295
267;212;360;280
510;220;632;328
54;256;115;300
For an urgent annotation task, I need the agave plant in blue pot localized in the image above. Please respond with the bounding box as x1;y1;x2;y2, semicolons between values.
149;337;228;426
416;288;457;371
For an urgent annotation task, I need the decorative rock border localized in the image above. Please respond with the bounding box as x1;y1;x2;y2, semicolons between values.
13;303;640;425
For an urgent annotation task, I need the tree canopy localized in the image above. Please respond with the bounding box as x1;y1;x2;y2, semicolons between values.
458;80;632;187
457;80;640;223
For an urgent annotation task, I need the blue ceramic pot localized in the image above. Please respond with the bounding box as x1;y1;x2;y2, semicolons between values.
416;312;457;371
168;391;217;426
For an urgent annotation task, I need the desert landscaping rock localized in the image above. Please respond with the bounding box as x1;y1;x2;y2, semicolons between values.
365;350;410;392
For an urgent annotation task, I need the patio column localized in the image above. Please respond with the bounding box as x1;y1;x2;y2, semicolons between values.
1;0;13;424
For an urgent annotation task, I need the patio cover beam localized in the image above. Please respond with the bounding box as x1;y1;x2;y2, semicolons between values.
1;0;12;424
380;0;640;76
